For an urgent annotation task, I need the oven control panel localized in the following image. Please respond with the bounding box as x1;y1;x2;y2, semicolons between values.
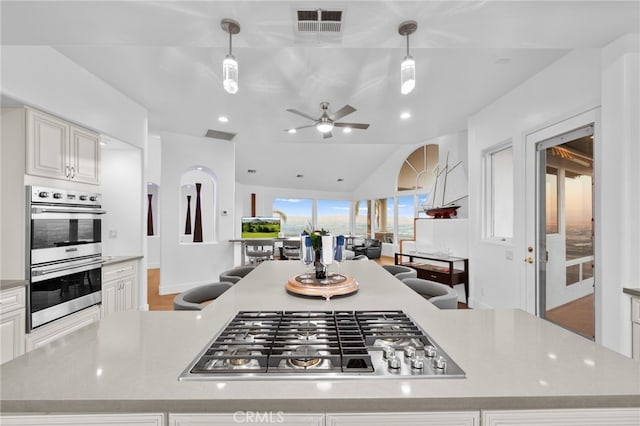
29;186;101;207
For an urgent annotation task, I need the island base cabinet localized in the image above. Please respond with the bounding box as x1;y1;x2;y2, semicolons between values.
0;413;165;426
326;411;479;425
0;286;26;364
169;412;324;426
482;408;640;425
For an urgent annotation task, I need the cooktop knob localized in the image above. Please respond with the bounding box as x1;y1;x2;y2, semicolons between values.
433;356;447;371
387;355;401;370
89;196;98;202
38;191;49;198
410;356;424;370
79;195;88;201
382;347;395;360
425;345;437;358
53;192;62;199
403;346;416;360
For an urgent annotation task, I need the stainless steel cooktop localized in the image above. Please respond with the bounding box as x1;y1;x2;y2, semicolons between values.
179;310;465;380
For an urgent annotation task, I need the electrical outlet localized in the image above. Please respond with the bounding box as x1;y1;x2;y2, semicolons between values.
505;250;513;260
109;229;117;238
221;210;228;216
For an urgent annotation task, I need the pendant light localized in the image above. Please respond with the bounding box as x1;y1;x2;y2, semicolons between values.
221;19;240;94
398;20;417;95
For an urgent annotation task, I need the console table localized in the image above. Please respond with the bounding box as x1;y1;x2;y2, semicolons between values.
395;252;469;304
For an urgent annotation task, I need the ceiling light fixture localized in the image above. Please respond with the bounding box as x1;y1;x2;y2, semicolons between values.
343;127;352;134
221;19;240;94
398;20;417;95
316;117;334;133
400;111;411;119
218;116;229;122
288;128;297;134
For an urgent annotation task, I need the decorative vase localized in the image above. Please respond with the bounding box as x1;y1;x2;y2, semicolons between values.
193;183;203;243
314;249;326;280
147;193;154;236
184;195;192;235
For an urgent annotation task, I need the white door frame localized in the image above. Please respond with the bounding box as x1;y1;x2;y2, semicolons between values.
524;108;600;337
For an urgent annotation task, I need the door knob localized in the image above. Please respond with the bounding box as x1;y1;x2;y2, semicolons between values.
525;257;534;264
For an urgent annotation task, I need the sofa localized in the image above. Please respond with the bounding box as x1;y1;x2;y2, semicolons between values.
352;238;382;259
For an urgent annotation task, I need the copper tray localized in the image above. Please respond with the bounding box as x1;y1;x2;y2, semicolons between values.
286;273;359;300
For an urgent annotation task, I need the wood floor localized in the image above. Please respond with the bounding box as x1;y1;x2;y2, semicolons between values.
146;256;470;310
545;293;595;339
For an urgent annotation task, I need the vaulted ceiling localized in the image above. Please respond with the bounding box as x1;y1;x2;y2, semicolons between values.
2;1;638;192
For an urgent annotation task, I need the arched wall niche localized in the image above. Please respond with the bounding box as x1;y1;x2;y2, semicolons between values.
179;166;218;244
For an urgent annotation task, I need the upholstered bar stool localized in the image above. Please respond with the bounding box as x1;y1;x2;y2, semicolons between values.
219;266;255;284
401;278;458;309
381;264;418;281
173;282;233;311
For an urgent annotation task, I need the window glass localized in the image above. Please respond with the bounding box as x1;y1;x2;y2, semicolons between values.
397;195;415;240
545;167;559;234
487;145;514;240
317;200;350;236
272;198;312;236
354;199;370;238
397;144;439;191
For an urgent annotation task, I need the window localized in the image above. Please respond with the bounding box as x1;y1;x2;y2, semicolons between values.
354;199;370;238
545;167;559;234
484;144;514;240
397;195;415;240
272;198;312;236
317;199;350;236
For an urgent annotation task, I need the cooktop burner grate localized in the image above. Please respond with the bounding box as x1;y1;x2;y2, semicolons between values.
183;310;465;379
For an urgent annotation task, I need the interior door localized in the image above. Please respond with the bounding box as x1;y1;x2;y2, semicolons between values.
525;110;598;340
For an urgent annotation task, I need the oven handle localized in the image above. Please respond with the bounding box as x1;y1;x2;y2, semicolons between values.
31;207;106;215
31;259;103;281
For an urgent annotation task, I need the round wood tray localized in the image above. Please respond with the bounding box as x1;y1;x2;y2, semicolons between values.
286;273;359;300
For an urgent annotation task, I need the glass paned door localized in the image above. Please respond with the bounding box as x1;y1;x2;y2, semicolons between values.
537;125;595;339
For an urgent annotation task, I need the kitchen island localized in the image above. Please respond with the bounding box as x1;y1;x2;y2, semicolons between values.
1;261;639;423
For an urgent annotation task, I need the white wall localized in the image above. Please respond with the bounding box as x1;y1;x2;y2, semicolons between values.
1;46;147;148
159;132;235;295
467;49;601;312
468;37;640;356
599;35;640;355
101;147;143;256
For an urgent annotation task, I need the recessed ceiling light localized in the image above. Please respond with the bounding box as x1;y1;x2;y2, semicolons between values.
288;128;296;134
218;116;229;123
343;127;352;134
196;167;203;170
247;169;256;174
400;112;411;120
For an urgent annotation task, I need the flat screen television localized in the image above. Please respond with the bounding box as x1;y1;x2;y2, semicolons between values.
241;217;281;238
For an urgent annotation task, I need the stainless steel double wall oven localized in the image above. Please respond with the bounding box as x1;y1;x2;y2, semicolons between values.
26;186;105;330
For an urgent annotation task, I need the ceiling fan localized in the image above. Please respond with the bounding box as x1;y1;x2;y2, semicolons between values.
285;102;370;139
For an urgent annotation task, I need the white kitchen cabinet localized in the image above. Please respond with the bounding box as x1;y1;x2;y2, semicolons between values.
631;296;640;360
169;412;324;426
1;413;165;426
25;305;100;352
26;107;101;184
0;286;26;364
102;260;138;318
482;407;640;425
326;411;479;426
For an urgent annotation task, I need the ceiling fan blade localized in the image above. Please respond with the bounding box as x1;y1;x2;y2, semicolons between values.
333;122;370;130
323;131;333;139
286;108;318;122
283;124;317;132
329;105;356;121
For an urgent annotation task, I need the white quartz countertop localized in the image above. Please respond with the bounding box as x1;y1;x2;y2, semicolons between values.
1;261;639;413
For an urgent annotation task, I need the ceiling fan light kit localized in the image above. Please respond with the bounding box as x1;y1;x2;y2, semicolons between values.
285;102;370;139
398;20;417;95
221;18;240;94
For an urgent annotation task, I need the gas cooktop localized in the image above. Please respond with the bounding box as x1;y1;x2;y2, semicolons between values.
179;310;465;380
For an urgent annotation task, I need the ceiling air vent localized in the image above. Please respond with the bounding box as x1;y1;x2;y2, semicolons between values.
295;9;344;44
205;129;236;141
